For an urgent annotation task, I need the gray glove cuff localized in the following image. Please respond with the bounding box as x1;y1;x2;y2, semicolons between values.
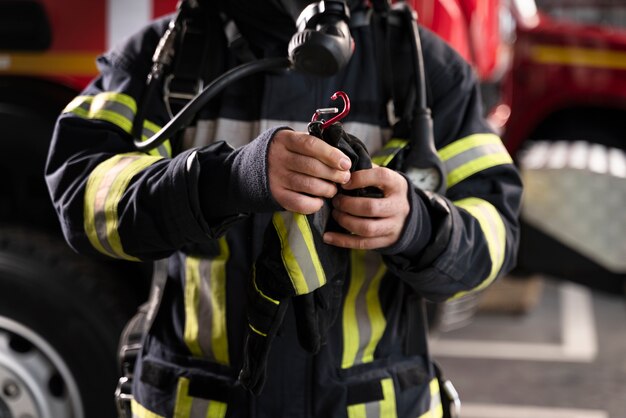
378;175;432;257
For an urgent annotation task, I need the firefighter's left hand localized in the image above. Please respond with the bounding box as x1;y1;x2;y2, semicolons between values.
323;167;410;250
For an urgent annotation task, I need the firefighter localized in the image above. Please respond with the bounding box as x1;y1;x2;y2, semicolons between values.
45;0;522;417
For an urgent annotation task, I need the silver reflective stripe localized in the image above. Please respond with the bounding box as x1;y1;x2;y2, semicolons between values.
142;122;170;157
342;251;387;368
451;198;506;299
92;97;135;126
443;142;508;173
353;252;380;364
438;134;513;188
183;241;230;364
174;377;227;418
273;212;326;294
187;118;390;155
365;400;381;418
92;156;138;257
196;257;216;359
64;92;137;133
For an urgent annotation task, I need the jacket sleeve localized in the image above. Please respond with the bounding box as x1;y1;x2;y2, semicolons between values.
44;20;279;262
382;26;523;302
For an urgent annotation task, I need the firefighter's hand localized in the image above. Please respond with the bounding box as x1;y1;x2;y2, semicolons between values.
323;167;410;249
268;130;352;214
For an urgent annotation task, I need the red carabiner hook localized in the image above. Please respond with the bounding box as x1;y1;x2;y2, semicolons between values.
311;91;351;129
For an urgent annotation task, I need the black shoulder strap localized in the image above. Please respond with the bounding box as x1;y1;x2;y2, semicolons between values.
380;4;433;137
164;5;257;117
163;5;214;117
132;1;256;141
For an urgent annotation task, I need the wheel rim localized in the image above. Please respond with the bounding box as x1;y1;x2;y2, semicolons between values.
0;316;84;418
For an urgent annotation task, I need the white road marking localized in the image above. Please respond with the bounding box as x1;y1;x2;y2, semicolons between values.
461;403;608;418
430;283;597;362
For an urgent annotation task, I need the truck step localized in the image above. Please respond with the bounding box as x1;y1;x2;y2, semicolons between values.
519;140;626;273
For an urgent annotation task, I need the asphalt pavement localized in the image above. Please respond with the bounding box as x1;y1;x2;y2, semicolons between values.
429;277;626;418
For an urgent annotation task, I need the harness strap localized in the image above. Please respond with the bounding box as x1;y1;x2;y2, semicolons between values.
140;360;245;405
164;6;214;117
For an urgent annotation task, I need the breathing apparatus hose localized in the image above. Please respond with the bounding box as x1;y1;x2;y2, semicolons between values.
133;57;291;152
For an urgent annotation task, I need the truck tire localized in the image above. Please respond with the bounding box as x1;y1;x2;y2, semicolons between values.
0;227;136;418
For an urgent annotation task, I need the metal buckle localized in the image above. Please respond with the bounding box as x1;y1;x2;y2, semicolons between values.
114;376;134;418
163;73;204;118
442;379;461;418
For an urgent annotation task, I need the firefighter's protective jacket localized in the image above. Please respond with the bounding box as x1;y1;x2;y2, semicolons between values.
45;8;522;418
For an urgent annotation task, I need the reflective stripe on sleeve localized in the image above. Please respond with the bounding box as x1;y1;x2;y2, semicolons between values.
371;138;409;167
451;197;506;299
272;212;326;295
142;119;173;158
342;250;387;369
347;378;397;418
131;399;166;418
64;92;136;133
183;238;230;364
173;377;228;418
84;152;162;261
64;93;172;157
438;133;513;188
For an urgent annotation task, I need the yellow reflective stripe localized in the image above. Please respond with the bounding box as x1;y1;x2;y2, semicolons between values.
416;378;443;418
452;197;506;299
183;240;231;364
530;44;626;70
143;119;172;158
210;238;230;365
272;212;326;295
173;377;228;418
84;153;161;260
438;134;501;161
207;401;228;418
184;256;204;357
96;91;137;114
131;399;166;418
249;323;268;337
446;153;513;188
347;403;366;418
65;92;138;133
342;250;387;368
380;378;397;418
253;275;280;305
63;95;92;114
174;378;193;418
347;378;397;418
438;134;513;188
362;260;387;364
371;138;409;167
64;95;172;158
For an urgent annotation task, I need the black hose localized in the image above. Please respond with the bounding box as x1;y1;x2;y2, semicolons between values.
134;57;292;152
402;4;428;112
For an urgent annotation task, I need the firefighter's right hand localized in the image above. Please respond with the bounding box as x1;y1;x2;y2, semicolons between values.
268;129;352;214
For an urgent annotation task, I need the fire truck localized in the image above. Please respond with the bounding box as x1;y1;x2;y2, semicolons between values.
0;0;623;417
500;0;626;295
